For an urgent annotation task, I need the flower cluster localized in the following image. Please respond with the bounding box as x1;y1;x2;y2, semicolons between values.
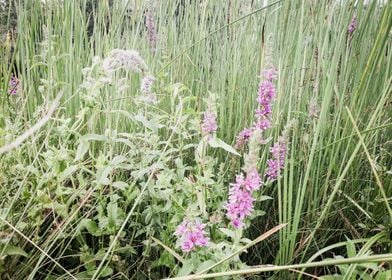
146;2;158;53
80;50;158;106
8;75;19;95
102;49;148;76
348;16;357;34
140;74;155;94
175;220;209;252
265;137;287;181
201;110;218;136
234;66;278;148
139;74;157;104
254;68;277;131
226;168;261;228
230;59;278;228
265;120;296;181
235;128;252;149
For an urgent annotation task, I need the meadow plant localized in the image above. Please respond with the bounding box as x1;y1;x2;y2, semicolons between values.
254;67;277;132
102;49;148;76
201;110;218;136
146;1;158;53
228;48;281;229
1;1;391;279
348;15;357;34
200;94;218;138
234;127;252;149
265;121;296;182
7;74;18;95
175;219;209;252
139;74;158;104
140;74;155;94
226;167;262;228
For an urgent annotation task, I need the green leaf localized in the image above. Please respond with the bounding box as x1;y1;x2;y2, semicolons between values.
177;260;194;277
99;267;113;277
134;114;163;133
110;155;127;166
207;137;240;156
112;181;128;190
96;166;113;185
59;165;78;181
107;201;119;229
320;276;341;280
80;219;100;236
376;270;392;280
75;139;89;161
346;240;356;258
259;195;273;201
0;244;28;257
82;134;108;142
219;228;236;240
196;260;216;273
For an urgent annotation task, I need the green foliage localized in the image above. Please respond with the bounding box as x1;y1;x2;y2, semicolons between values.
0;0;391;279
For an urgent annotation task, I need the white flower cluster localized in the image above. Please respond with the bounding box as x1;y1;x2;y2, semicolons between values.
102;49;148;76
80;49;157;106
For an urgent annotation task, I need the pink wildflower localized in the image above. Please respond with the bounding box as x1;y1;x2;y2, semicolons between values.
202;110;218;135
234;66;278;147
140;75;155;94
146;4;157;53
225;168;262;228
8;75;19;95
244;168;262;191
235;127;253;149
265;137;287;181
254;72;277;132
348;16;357;34
226;182;255;228
175;220;209;252
262;68;278;81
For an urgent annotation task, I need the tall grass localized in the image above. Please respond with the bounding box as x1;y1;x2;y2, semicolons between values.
0;0;391;279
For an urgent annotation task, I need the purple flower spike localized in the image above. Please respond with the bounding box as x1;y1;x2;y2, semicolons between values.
225;168;262;228
202;110;218;136
244;168;262;192
140;74;155;94
348;16;357;34
235;128;253;149
262;68;278;81
8;75;19;95
146;6;158;53
226;182;255;228
265;137;287;182
254;71;277;131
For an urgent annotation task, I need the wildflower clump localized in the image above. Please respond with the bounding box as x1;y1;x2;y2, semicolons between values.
226;168;262;228
80;49;153;107
201;110;218;136
140;74;155;94
234;64;278;148
254;67;277;131
201;95;218;137
102;49;148;76
348;15;357;34
265;120;296;182
8;75;19;95
228;47;278;228
175;220;209;252
227;129;264;228
139;74;158;104
146;1;158;53
235;128;252;149
265;137;287;181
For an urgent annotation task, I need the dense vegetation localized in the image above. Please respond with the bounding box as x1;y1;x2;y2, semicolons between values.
0;0;391;279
